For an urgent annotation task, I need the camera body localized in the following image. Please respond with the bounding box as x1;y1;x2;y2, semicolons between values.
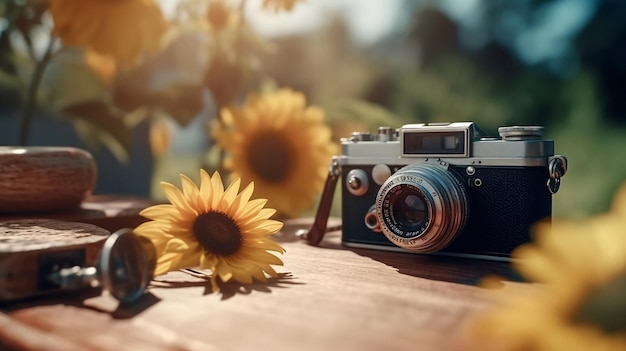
339;122;566;259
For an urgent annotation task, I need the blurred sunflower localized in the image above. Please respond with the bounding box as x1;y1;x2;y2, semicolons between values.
49;0;167;64
212;89;336;217
206;0;238;33
83;50;116;83
262;0;303;12
464;183;626;351
200;0;273;107
134;170;285;292
148;116;172;158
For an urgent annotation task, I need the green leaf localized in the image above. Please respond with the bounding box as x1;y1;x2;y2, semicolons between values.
325;98;403;123
0;68;19;91
320;98;406;142
63;100;132;163
38;47;112;112
113;26;212;126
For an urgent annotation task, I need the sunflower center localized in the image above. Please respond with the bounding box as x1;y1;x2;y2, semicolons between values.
574;271;626;333
246;130;293;183
192;212;242;256
207;2;229;30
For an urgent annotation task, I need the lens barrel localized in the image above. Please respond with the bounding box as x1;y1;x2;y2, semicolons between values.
375;163;469;252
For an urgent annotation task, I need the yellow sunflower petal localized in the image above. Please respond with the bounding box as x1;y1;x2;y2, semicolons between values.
134;222;178;242
235;264;264;284
236;198;268;220
247;239;286;253
221;177;241;210
164;238;190;253
199;169;214;212
161;181;189;208
199;252;219;271
213;88;336;217
238;249;284;266
610;183;626;217
135;169;284;292
179;174;201;207
238;207;277;226
229;266;255;284
49;0;166;64
243;220;284;236
210;171;225;209
247;267;269;283
214;258;235;283
462;182;626;351
229;181;255;214
140;204;179;219
256;208;277;219
222;256;264;283
154;250;200;276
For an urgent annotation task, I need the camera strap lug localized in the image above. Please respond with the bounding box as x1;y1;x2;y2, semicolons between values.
547;155;568;194
296;156;342;245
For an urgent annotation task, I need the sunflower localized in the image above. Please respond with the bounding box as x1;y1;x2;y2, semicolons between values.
463;183;626;351
200;0;274;107
262;0;303;12
134;170;285;292
49;0;167;64
83;50;116;83
206;0;237;33
212;88;337;217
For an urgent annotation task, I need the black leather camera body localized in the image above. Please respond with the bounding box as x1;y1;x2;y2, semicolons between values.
338;123;567;259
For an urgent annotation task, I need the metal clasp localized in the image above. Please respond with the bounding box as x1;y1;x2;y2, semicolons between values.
48;229;156;304
547;155;568;194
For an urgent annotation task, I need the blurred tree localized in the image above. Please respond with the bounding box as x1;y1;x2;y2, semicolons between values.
575;0;626;124
370;5;562;132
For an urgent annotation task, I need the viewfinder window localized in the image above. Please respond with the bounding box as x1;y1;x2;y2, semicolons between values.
403;131;466;155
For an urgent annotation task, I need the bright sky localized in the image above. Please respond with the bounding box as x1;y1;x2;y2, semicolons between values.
161;0;597;61
514;0;596;64
158;0;403;46
159;0;597;69
245;0;403;45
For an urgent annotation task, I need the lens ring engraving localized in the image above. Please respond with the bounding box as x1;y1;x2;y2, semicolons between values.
375;164;470;253
382;184;431;238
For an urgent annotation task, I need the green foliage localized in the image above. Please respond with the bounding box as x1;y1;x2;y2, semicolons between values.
392;55;511;128
0;0;271;161
0;0;624;218
64;101;131;163
39;48;112;110
550;71;626;217
35;47;130;161
113;27;212;126
323;98;406;139
256;3;626;219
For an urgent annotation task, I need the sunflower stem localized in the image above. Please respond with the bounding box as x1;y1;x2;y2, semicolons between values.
18;36;56;146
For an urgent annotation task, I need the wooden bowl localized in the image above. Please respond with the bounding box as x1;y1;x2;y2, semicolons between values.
0;147;97;213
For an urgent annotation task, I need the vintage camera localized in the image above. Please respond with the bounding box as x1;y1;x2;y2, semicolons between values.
300;122;567;259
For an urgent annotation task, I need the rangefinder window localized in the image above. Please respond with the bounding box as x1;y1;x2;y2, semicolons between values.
403;131;466;155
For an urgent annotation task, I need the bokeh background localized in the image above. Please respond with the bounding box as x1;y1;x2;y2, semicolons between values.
1;0;625;219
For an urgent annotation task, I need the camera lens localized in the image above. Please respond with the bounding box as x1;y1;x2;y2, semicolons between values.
388;188;428;233
376;163;469;253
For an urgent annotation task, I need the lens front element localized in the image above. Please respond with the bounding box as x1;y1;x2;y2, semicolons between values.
376;163;469;252
387;185;429;235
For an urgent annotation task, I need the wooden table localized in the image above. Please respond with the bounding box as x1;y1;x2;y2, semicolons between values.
0;195;155;233
0;217;520;351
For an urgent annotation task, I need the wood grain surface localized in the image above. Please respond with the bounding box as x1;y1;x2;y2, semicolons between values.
0;195;155;233
0;219;109;302
0;218;522;351
0;147;96;213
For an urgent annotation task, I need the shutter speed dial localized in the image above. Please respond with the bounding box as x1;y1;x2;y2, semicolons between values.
346;169;369;196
